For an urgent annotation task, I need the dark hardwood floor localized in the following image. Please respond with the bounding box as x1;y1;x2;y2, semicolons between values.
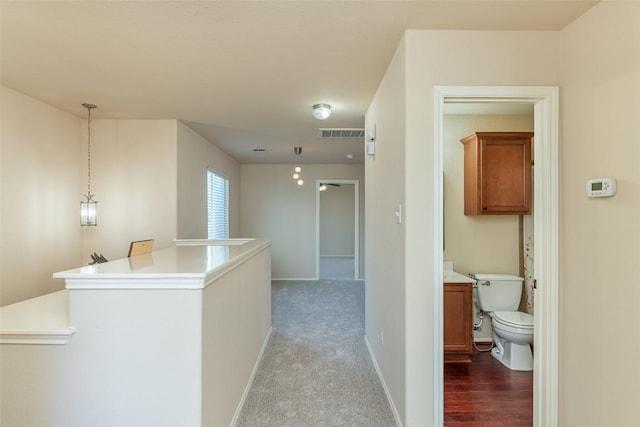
444;348;533;427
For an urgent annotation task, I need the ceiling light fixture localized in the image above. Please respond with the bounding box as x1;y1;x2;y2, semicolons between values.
80;103;98;226
312;103;332;120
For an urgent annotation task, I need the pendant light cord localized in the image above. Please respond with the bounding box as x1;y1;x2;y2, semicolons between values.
82;103;97;199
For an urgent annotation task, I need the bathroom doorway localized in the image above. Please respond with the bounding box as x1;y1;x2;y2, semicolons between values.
316;180;360;280
434;86;559;426
443;106;535;340
442;105;535;424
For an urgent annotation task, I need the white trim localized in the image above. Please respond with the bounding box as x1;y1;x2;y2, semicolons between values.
230;326;273;426
174;238;254;246
318;254;356;258
315;179;360;280
0;290;75;345
63;276;207;290
532;88;560;427
433;86;559;427
365;336;403;427
433;91;445;427
58;240;272;290
0;329;76;345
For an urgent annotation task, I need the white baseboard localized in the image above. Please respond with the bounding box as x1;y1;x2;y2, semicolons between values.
272;276;364;282
364;335;403;427
319;255;355;258
230;326;273;426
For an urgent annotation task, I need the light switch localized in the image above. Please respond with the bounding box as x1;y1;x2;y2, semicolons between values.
395;204;402;224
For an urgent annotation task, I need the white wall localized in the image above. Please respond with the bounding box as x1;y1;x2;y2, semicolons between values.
202;246;272;426
81;120;178;262
443;114;533;276
0;92;240;307
319;184;355;256
560;2;640;425
367;30;561;425
177;122;240;239
364;35;407;424
84;119;242;261
241;163;364;279
0;86;82;306
405;30;559;425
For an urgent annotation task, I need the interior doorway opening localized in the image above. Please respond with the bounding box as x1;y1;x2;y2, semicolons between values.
442;106;535;424
316;180;360;280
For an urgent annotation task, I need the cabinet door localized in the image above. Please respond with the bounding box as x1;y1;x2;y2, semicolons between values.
460;132;533;215
480;134;532;214
443;283;473;362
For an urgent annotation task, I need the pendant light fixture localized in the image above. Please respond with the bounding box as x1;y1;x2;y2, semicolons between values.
80;103;98;226
292;146;304;186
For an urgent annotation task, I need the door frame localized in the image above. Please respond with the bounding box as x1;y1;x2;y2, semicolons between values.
315;179;360;280
433;86;559;426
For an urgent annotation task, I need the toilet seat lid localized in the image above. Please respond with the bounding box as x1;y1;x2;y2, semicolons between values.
493;311;534;329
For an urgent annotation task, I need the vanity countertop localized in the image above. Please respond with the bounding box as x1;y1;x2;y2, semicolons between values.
443;270;475;284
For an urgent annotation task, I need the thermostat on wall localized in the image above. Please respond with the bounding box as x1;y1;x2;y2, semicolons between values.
586;178;616;197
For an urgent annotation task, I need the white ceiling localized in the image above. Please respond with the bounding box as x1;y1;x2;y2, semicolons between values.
1;1;597;164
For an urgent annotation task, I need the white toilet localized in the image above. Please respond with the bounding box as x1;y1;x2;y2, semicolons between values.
473;273;534;371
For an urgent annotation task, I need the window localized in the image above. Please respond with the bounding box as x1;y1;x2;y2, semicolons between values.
207;169;229;239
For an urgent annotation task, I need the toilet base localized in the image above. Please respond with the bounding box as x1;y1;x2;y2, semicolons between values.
491;338;533;371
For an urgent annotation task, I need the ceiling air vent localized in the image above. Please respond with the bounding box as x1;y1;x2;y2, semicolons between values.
318;128;365;139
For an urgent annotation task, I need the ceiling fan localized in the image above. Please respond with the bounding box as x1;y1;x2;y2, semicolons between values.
319;183;341;191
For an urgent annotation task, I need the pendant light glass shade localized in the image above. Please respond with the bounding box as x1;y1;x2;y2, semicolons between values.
80;194;97;226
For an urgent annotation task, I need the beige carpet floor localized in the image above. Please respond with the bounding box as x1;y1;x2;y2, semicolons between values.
236;280;396;427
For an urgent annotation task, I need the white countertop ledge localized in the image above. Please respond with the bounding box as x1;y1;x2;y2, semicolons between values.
54;238;271;290
173;238;256;246
0;290;75;345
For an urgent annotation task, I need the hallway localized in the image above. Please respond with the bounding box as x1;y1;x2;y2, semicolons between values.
319;256;355;280
236;280;395;426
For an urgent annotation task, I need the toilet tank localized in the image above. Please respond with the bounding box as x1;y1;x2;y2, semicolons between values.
473;273;524;312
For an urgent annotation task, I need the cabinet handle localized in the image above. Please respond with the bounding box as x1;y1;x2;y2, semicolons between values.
482;206;487;210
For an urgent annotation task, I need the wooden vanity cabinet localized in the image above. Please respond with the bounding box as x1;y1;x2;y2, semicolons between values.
443;282;473;363
460;132;533;215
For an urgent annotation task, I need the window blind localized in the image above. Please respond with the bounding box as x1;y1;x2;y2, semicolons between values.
207;169;229;239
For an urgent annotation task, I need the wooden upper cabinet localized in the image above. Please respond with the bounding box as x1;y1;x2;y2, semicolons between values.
460;132;533;215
